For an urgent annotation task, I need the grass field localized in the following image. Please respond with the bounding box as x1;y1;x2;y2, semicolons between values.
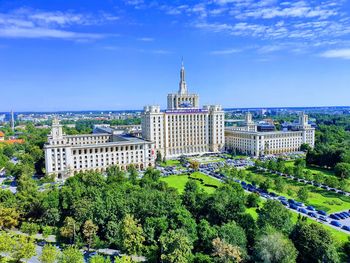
160;159;181;167
285;160;336;176
248;168;350;213
161;172;222;194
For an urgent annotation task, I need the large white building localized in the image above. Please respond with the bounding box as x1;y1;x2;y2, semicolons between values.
44;119;155;178
142;63;225;159
225;112;315;157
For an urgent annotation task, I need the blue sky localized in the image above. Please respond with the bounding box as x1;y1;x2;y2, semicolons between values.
1;0;350;111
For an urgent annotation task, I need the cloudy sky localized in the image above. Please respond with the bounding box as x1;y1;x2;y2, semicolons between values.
0;0;350;111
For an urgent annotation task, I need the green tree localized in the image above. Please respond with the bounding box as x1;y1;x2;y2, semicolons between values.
297;188;309;203
196;219;218;254
291;222;339;263
20;222;40;236
40;244;60;263
274;177;286;193
0;231;15;257
334;162;350;180
12;234;36;263
258;200;293;234
0;205;19;229
59;246;84;263
246;193;260;208
254;231;298;263
119;214;145;255
160;229;193;263
83;220;98;251
89;254;112;263
217;221;247;257
205;184;246;225
182;180;207;219
60;217;78;244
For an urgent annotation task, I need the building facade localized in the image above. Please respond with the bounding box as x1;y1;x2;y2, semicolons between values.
44;119;155;178
225;112;315;157
142;63;225;159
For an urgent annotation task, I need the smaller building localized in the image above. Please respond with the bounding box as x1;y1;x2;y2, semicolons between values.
225;112;315;157
0;131;4;141
44;119;155;178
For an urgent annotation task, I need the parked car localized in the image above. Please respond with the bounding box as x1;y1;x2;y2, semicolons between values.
306;206;315;211
342;225;350;231
290;204;298;210
281;200;288;206
330;221;342;227
298;208;307;214
307;212;317;218
317;210;327;216
319;216;329;222
330;214;342;220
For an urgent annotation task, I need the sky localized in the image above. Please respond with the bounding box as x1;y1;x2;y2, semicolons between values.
0;0;350;112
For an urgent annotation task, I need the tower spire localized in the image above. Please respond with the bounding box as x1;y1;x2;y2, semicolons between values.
179;58;187;95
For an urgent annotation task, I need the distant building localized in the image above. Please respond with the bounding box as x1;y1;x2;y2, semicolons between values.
44;119;155;179
0;131;4;141
225;112;315;157
141;62;225;159
0;131;24;144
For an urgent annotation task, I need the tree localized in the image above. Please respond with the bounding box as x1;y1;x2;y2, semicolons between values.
300;143;311;152
212;237;242;263
182;180;207;219
156;151;162;163
0;205;19;229
160;229;193;263
0;231;15;256
89;254;112;263
127;164;138;183
274;177;286;193
291;222;339;263
12;234;36;263
60;217;78;244
205;184;246;225
257;200;293;234
196;219;218;254
260;179;273;192
83;220;98;251
189;160;200;171
254;231;298;263
59;246;84;263
40;244;60;263
297;188;309;203
20;222;40;236
119;214;145;255
217;221;247;257
246;193;260;208
334;162;350;180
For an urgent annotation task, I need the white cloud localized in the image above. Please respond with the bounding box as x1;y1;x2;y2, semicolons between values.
320;49;350;59
210;48;241;55
0;9;117;40
137;37;154;41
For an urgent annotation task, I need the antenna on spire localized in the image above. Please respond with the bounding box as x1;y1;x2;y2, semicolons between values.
181;57;184;68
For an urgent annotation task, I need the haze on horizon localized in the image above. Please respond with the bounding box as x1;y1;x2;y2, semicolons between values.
0;0;350;112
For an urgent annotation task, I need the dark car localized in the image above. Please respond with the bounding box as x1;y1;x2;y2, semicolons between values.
342;225;350;231
307;212;317;218
336;213;346;219
306;206;315;211
298;208;307;214
288;199;296;204
281;200;288;206
278;196;287;201
330;221;342;227
290;204;298;210
330;214;342;220
318;210;327;216
319;216;328;222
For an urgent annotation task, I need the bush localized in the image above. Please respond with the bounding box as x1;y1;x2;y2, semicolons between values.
20;222;40;236
41;225;53;238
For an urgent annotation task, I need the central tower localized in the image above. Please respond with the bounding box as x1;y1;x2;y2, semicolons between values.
167;61;199;110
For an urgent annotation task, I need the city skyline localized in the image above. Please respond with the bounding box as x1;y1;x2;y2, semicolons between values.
1;0;350;111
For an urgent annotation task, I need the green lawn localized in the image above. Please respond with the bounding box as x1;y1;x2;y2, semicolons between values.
159;159;181;167
161;172;222;194
248;168;350;213
285;160;335;177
